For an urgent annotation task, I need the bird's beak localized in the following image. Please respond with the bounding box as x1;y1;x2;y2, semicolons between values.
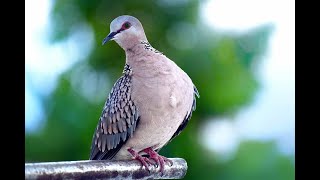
102;31;118;45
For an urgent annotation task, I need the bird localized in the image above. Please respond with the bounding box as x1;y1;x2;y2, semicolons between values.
89;15;199;174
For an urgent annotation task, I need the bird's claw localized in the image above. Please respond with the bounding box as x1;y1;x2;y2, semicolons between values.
128;148;154;172
128;147;173;175
143;147;173;175
163;156;173;166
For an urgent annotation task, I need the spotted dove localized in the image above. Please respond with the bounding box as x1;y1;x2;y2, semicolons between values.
89;15;199;173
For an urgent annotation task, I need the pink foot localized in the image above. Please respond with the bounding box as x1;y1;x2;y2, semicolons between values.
127;148;155;172
143;147;173;174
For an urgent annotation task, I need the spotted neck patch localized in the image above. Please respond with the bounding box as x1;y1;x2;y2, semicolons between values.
140;41;163;54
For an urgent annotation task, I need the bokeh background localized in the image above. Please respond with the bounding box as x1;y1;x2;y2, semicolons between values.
25;0;295;179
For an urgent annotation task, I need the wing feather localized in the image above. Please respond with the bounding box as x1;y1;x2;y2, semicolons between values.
89;64;140;160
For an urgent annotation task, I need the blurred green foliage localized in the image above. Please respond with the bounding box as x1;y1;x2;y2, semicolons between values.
25;0;294;179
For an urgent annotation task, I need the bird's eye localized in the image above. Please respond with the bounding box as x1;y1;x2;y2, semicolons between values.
122;22;131;29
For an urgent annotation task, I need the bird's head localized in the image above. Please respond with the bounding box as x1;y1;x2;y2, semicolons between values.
102;15;148;50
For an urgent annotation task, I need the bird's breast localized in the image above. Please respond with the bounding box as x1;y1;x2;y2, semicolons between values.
121;66;193;151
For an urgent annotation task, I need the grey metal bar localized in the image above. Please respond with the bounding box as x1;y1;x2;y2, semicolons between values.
25;158;187;180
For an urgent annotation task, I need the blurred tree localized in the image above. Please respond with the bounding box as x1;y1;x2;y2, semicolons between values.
26;0;293;179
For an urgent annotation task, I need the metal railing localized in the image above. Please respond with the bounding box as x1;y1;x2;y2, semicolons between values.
25;158;187;180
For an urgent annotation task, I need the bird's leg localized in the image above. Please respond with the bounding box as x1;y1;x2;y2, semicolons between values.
142;147;173;174
127;147;155;172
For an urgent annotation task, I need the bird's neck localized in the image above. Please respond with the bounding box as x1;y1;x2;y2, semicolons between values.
125;41;161;56
124;41;163;72
125;41;146;54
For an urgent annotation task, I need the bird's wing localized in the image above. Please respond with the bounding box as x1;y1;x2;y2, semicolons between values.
90;65;140;160
168;86;199;142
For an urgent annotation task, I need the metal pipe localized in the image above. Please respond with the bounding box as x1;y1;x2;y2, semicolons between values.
25;158;187;180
